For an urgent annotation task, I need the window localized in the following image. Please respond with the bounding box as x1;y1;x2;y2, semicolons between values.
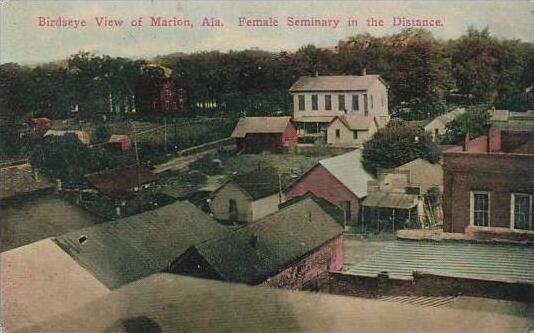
512;194;532;230
311;94;318;110
325;95;332;110
335;129;340;139
353;131;358;139
352;95;359;111
471;191;490;227
363;94;368;116
298;95;305;110
338;95;345;111
370;95;374;109
229;199;238;220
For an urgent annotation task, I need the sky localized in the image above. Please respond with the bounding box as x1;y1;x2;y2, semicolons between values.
0;0;533;65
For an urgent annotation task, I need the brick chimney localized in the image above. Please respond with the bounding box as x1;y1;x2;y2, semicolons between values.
488;128;501;153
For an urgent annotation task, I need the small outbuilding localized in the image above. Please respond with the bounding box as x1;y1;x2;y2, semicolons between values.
209;169;285;223
231;116;297;153
105;134;132;151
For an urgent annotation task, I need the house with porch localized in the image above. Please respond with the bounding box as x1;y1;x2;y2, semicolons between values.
289;73;389;143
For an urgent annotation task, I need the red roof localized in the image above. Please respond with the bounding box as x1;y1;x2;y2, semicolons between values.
85;165;156;199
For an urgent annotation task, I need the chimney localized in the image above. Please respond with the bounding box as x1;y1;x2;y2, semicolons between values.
249;233;259;248
488;128;501;153
361;68;367;76
314;70;319;77
463;132;470;152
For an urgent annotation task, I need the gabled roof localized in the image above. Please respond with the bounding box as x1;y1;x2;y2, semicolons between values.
0;163;53;200
318;150;374;198
54;201;229;289
332;114;376;130
217;169;288;200
85;165;157;199
183;197;343;284
108;134;130;142
44;129;91;145
279;192;345;225
362;192;419;209
0;238;109;331
393;158;443;189
290;75;385;92
30;274;534;333
231;117;292;138
424;108;466;130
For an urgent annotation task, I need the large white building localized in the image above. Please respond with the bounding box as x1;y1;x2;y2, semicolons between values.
289;74;389;143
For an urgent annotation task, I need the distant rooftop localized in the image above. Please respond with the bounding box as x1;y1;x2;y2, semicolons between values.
290;75;384;92
231;116;292;138
0;163;53;200
85;165;157;200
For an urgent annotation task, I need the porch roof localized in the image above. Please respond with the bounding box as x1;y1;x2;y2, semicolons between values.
362;192;418;209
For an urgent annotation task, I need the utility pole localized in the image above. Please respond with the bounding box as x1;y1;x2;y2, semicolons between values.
164;117;168;154
132;121;141;189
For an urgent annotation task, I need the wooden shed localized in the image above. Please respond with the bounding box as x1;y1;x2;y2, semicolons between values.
231;117;297;153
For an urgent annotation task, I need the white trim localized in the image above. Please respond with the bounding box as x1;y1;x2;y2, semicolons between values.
510;193;532;231
470;191;490;227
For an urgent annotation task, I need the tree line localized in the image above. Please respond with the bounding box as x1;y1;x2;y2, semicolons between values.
0;27;532;157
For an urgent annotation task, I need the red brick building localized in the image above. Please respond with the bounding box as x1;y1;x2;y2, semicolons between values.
170;197;343;290
443;131;534;235
135;65;186;113
105;135;132;152
231;117;297;153
284;149;374;225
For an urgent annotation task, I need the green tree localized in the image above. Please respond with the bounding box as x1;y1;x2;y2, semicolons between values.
442;107;491;144
362;120;441;174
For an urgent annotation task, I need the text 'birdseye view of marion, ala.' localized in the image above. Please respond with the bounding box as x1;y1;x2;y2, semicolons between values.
0;1;533;332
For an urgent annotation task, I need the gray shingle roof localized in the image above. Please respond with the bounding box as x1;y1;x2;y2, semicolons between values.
347;240;534;284
319;149;374;198
231;117;292;138
0;164;53;200
54;201;229;289
185;197;343;284
290;75;383;92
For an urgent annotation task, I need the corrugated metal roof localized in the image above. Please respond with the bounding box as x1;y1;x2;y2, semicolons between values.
231;117;291;138
362;192;419;209
319;149;374;198
347;241;534;284
290;75;383;92
54;201;229;289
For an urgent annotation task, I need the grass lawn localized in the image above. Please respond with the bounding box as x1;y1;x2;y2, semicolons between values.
188;151;333;178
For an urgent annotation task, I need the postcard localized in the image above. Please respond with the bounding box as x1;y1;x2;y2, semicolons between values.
0;1;533;332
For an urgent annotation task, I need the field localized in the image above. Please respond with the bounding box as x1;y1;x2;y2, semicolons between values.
187;151;335;178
